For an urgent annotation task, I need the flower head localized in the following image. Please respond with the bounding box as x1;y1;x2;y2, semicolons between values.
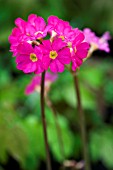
97;31;111;52
9;27;23;56
70;29;90;71
9;14;91;74
48;16;76;43
9;14;48;56
40;38;71;73
25;72;58;95
83;28;111;53
26;14;49;40
16;42;44;74
48;16;89;71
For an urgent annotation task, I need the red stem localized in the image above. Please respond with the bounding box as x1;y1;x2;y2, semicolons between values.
73;73;91;170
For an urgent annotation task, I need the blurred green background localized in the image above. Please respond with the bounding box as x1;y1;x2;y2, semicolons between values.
0;0;113;170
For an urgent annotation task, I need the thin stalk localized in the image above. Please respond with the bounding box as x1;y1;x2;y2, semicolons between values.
73;73;91;170
46;96;65;161
41;71;52;170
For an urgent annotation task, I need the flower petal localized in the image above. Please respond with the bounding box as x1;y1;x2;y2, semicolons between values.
52;38;66;51
58;48;71;64
50;59;64;73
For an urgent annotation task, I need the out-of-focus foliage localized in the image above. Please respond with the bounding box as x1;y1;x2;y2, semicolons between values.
0;70;76;169
0;0;113;169
90;126;113;169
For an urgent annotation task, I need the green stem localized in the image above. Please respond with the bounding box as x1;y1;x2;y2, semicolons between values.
73;73;91;170
41;71;52;170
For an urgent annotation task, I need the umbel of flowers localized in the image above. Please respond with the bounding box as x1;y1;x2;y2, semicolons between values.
9;14;90;73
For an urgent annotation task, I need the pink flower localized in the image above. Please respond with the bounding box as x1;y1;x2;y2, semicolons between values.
48;16;89;71
48;16;70;32
40;38;71;73
101;31;111;41
48;16;75;43
83;28;111;53
83;28;98;45
9;14;48;56
70;29;90;71
25;72;58;95
25;14;49;40
9;14;91;74
16;42;44;74
9;27;23;56
98;32;111;52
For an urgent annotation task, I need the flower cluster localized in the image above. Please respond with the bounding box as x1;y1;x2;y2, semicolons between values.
9;14;89;73
25;72;57;96
83;28;111;54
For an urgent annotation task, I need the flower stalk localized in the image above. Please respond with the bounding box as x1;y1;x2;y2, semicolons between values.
73;72;91;170
41;71;52;170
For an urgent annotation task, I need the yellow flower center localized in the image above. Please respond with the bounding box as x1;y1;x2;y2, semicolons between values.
49;50;58;59
30;53;38;62
67;42;72;48
59;35;65;41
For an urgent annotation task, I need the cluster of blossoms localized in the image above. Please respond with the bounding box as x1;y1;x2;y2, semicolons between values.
25;72;57;96
83;28;111;56
9;14;90;74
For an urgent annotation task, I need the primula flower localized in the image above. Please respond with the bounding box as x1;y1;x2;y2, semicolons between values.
25;72;57;95
83;28;111;53
70;29;90;71
9;14;48;56
26;14;48;39
16;42;44;74
48;16;74;42
9;14;90;74
40;38;71;73
48;16;89;71
97;31;111;52
9;27;23;56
